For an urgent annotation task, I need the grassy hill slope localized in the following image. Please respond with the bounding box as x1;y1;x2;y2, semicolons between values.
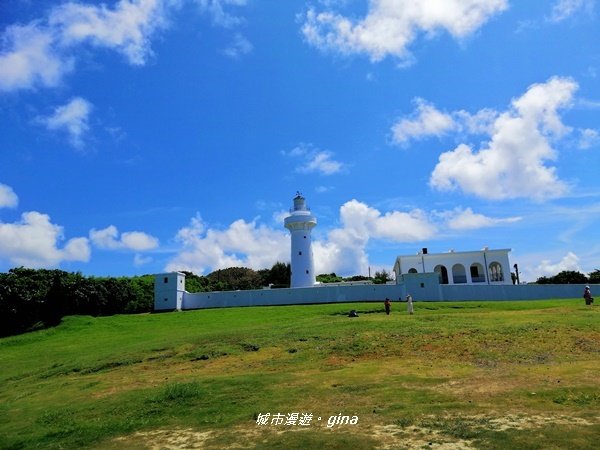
1;300;599;449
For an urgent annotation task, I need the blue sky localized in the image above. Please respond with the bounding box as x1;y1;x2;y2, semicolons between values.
1;0;599;282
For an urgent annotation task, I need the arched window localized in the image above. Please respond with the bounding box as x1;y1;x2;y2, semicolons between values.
489;262;504;282
408;268;418;274
452;264;467;284
470;263;485;283
434;265;449;284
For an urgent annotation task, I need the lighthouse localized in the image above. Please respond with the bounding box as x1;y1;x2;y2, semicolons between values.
284;192;317;288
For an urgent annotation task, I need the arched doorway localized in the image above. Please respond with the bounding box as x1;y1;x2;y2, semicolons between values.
452;264;467;284
489;262;504;282
470;263;485;283
434;264;449;284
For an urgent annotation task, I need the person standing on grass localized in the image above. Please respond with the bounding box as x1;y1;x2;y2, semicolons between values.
406;294;414;315
584;286;593;305
384;298;391;315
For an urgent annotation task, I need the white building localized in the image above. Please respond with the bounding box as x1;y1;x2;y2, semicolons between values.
284;192;317;288
393;248;512;286
154;272;186;310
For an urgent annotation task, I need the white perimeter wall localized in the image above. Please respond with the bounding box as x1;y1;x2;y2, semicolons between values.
178;282;588;310
182;284;403;309
439;284;588;301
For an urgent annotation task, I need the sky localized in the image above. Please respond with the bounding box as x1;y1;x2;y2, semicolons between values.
0;0;599;283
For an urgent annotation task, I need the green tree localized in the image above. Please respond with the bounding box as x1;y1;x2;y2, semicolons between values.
536;270;588;284
206;267;263;291
316;273;343;283
588;269;600;284
373;269;392;284
263;262;291;287
344;275;370;282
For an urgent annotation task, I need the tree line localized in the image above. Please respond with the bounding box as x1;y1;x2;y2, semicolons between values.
0;263;291;337
535;269;600;285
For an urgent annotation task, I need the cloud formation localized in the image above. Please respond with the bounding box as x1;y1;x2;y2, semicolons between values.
0;211;90;268
535;251;581;276
196;0;248;28
429;77;578;200
165;214;289;274
90;225;159;251
222;33;253;59
0;22;72;92
313;199;438;275
442;207;521;230
49;0;175;66
38;97;93;148
392;98;456;143
391;77;592;201
1;0;249;92
284;143;346;175
548;0;594;23
301;0;508;63
0;184;19;208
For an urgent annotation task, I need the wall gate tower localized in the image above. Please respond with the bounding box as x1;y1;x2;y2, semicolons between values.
284;192;317;288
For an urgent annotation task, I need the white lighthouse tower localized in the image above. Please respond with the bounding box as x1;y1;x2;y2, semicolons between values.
284;192;317;288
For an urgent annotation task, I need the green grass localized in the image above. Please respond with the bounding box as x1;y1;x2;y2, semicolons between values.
1;299;599;449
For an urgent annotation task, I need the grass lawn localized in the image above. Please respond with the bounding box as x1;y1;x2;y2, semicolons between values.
1;299;599;449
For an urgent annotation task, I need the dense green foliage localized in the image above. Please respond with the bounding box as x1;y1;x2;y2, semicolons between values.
316;273;373;283
0;262;291;337
589;269;600;284
0;268;154;337
316;273;344;283
535;270;592;284
183;262;291;292
372;269;392;284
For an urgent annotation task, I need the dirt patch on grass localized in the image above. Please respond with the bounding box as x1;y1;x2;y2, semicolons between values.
108;413;600;449
371;424;477;449
484;414;598;431
111;427;256;449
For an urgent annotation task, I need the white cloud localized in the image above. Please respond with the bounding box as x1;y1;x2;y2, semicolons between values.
578;128;599;149
0;184;19;208
0;211;90;268
0;23;72;92
222;33;253;58
134;253;153;266
534;251;581;276
90;225;159;251
50;0;176;65
301;151;344;175
548;0;594;23
38;97;93;148
392;101;499;145
392;98;456;144
442;207;521;230
165;214;289;274
429;76;578;200
285;143;345;175
196;0;248;28
0;0;186;92
314;199;438;275
301;0;508;63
